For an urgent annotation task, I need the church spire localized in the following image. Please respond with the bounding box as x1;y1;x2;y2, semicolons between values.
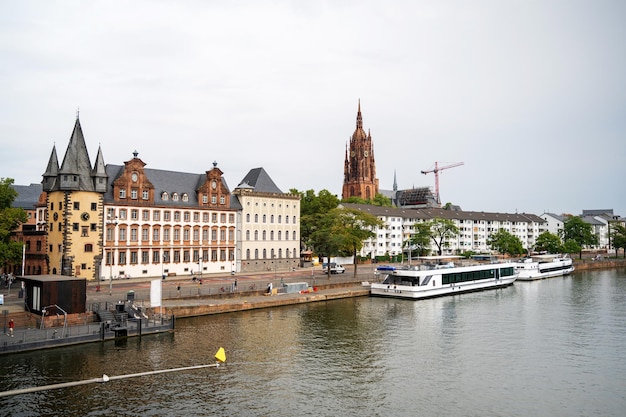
58;117;95;191
42;145;59;192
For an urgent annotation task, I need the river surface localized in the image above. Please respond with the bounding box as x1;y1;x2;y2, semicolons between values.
1;269;626;417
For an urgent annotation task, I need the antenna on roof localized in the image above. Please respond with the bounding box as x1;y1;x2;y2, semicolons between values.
76;107;80;119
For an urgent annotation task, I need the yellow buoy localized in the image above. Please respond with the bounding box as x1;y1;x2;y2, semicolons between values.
214;347;226;363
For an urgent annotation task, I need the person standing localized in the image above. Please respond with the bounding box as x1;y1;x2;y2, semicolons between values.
8;319;14;337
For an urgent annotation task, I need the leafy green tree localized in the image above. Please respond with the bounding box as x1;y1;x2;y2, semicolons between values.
561;216;598;259
407;222;434;257
0;178;28;272
562;239;581;255
610;224;626;258
412;218;459;256
534;231;563;254
487;229;525;256
331;207;383;276
294;189;340;252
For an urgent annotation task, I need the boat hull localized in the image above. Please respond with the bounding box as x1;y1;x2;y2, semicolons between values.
370;261;518;300
370;276;516;299
515;257;574;281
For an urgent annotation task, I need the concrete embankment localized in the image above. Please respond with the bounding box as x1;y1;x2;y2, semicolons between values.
572;258;626;271
160;283;370;318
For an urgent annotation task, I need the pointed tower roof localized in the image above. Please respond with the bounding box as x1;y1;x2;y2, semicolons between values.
237;167;283;193
92;145;107;177
59;117;94;191
352;99;367;140
41;145;59;192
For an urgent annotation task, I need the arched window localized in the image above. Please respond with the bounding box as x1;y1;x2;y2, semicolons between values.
270;231;274;240
162;192;169;201
182;193;189;202
262;230;266;240
254;249;259;259
246;230;250;240
263;214;266;223
254;230;259;240
246;213;250;222
270;215;274;223
246;249;251;260
255;214;259;223
172;193;179;201
262;249;267;259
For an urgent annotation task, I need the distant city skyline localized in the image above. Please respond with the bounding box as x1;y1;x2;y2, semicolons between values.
2;1;624;216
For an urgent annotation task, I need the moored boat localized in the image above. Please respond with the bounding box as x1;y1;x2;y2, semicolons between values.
515;254;574;281
370;257;518;299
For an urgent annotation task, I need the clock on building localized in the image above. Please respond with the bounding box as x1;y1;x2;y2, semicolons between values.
211;180;217;189
81;212;90;221
131;173;138;182
364;151;368;157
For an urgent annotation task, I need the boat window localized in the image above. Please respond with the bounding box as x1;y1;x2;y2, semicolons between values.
421;275;433;286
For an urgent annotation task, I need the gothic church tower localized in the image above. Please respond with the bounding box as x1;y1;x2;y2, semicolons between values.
42;116;108;278
342;101;379;200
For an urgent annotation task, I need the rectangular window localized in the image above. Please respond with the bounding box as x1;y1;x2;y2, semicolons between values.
183;229;190;241
184;212;190;222
183;250;190;262
220;230;226;241
130;228;138;241
90;223;97;231
142;210;150;221
203;229;209;241
163;228;170;241
211;230;217;241
193;229;199;241
153;228;160;241
212;249;217;261
220;249;226;261
164;211;171;221
131;189;138;199
131;209;138;220
141;251;149;264
119;251;126;265
211;196;217;204
174;211;180;221
130;251;138;264
174;250;180;262
153;210;160;221
173;228;180;241
193;212;199;222
203;213;209;222
119;228;126;241
220;196;225;205
229;214;234;223
91;202;97;211
212;213;217;222
142;228;149;241
120;189;126;199
153;250;160;263
228;230;234;241
81;226;88;237
119;209;127;220
73;223;79;231
220;214;226;223
74;202;80;210
142;190;149;200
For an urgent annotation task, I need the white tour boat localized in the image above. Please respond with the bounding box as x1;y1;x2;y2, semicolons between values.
370;257;518;300
515;254;574;281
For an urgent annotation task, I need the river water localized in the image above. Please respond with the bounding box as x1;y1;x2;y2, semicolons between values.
1;269;626;417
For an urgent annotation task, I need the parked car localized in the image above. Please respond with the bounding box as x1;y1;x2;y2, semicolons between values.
322;263;345;274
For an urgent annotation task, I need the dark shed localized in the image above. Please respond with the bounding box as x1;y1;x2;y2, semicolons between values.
19;275;87;315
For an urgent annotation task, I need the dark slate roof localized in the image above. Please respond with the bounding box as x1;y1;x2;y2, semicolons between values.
11;184;43;210
236;167;283;194
341;203;546;224
58;118;95;191
104;165;239;209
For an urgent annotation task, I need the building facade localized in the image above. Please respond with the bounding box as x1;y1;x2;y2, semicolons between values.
342;101;379;200
342;203;546;258
233;168;300;273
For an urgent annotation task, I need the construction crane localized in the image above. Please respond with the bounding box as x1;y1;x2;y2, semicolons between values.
421;161;464;206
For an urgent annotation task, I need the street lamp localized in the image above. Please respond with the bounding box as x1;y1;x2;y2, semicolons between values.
106;215;118;296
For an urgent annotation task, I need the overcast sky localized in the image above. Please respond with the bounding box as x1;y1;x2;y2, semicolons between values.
2;1;624;217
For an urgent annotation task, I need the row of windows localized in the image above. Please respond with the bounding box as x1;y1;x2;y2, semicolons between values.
441;267;515;285
245;230;297;241
49;202;98;211
245;213;296;224
244;247;298;260
119;189;150;200
107;226;235;243
108;208;234;223
105;248;235;265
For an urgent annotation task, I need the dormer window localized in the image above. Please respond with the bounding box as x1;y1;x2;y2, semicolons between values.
182;193;189;202
120;189;126;199
172;193;179;201
162;192;169;201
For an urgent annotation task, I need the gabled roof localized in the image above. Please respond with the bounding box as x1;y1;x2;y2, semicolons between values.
11;184;43;210
236;167;283;194
104;165;239;209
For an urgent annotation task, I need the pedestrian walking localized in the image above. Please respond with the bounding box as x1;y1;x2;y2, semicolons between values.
8;319;14;337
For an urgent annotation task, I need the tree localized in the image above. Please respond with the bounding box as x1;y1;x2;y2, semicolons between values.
342;193;393;207
561;216;598;259
534;231;563;254
487;229;525;256
407;222;434;257
295;189;340;252
0;178;28;273
610;224;626;258
331;207;383;276
413;218;459;256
